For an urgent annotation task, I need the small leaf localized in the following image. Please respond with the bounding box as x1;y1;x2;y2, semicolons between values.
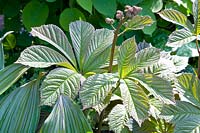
118;37;137;78
92;0;117;17
59;8;86;31
0;79;40;132
193;0;200;34
41;68;82;106
76;0;92;14
166;29;196;47
151;0;163;13
120;79;149;125
0;64;29;95
22;1;49;31
2;34;16;50
40;95;92;133
108;104;129;133
80;73;118;108
126;15;153;31
158;9;194;32
16;45;73;69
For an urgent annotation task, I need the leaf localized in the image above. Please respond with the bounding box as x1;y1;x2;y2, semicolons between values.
166;29;196;47
108;104;129;133
0;79;40;132
16;45;73;69
59;8;86;31
176;42;199;57
0;31;14;70
22;1;49;31
41;68;82;106
0;64;29;95
126;15;154;31
2;33;16;50
193;0;200;34
77;0;92;14
30;24;76;66
158;9;194;32
161;101;200;133
83;29;114;73
69;21;94;70
80;73;118;108
118;37;137;78
40;95;92;133
46;0;56;2
151;0;163;13
128;73;174;104
92;0;117;17
120;79;149;125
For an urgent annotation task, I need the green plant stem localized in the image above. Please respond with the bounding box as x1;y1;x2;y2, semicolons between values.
196;38;200;79
108;18;127;73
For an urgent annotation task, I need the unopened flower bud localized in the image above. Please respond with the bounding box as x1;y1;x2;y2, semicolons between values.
132;6;142;16
125;5;131;10
105;18;114;24
116;10;124;19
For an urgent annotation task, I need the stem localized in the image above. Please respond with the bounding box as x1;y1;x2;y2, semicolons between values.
97;109;105;133
196;37;200;79
108;18;127;73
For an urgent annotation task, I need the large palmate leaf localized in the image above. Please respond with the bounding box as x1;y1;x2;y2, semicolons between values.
108;104;129;133
120;79;149;125
161;101;200;133
30;24;76;66
118;37;136;78
69;21;94;70
166;29;196;47
158;9;194;32
193;0;200;34
80;73;118;108
126;15;153;30
128;73;174;104
0;64;29;95
41;68;82;106
83;29;114;73
40;95;92;133
176;74;200;107
0;79;40;132
16;45;74;69
0;31;14;70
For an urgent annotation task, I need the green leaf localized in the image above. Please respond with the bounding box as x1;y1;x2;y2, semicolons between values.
0;31;14;70
0;64;29;95
126;15;154;31
117;0;144;5
118;37;137;78
128;73;174;104
77;0;92;14
2;33;16;50
83;29;114;73
161;101;200;133
30;24;76;66
80;73;118;108
69;21;94;70
16;45;73;69
0;79;40;132
92;0;117;17
22;1;49;31
46;0;56;2
158;9;194;32
151;0;163;13
108;104;129;133
40;95;92;133
120;79;149;125
176;42;199;57
59;8;85;31
193;0;200;34
41;68;82;106
166;29;196;47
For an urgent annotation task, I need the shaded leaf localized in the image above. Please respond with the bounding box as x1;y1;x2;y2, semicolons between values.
0;79;40;132
0;64;29;95
77;0;92;14
40;95;92;133
158;9;194;32
41;68;82;106
80;73;118;108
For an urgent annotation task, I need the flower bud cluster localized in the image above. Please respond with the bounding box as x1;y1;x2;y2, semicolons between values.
124;5;142;18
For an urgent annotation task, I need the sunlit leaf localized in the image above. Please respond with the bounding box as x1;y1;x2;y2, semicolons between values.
0;64;29;95
151;0;163;13
40;95;92;133
193;0;200;34
41;68;82;106
0;79;40;132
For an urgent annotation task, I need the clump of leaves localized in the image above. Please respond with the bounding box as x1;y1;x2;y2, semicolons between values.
0;5;188;133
